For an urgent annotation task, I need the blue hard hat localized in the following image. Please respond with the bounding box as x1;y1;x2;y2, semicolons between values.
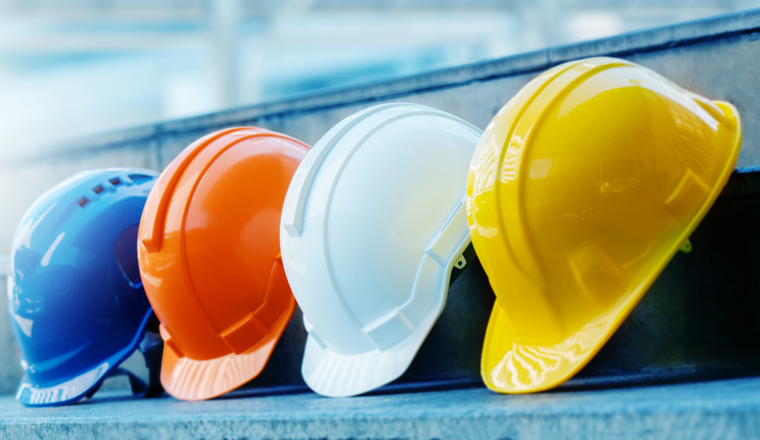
7;168;163;406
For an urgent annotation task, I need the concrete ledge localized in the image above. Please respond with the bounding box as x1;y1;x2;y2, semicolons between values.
2;378;760;439
0;255;8;279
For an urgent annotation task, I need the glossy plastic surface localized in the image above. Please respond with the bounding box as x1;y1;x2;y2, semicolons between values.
280;103;481;397
138;127;309;401
466;57;742;394
7;168;158;406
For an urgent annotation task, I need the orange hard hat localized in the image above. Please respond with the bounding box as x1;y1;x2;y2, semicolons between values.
137;127;310;401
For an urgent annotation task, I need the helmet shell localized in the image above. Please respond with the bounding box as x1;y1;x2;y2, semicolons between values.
8;168;158;406
467;57;742;394
138;127;310;401
281;103;481;397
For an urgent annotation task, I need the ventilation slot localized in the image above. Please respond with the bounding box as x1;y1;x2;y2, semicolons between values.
77;197;90;208
109;177;122;186
92;185;104;195
128;174;152;185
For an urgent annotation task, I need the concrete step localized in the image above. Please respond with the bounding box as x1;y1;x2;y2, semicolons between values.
2;377;760;439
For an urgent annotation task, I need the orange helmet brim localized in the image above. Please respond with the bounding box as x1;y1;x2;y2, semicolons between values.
160;297;296;401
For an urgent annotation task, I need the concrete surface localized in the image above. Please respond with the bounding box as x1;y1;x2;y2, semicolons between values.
3;9;760;395
2;377;760;439
0;275;19;396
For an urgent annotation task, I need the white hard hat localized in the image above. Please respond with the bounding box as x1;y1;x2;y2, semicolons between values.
280;103;481;397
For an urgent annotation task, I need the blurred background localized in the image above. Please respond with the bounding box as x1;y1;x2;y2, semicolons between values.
1;0;759;164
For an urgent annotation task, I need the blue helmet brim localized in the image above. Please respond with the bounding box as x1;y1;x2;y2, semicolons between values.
15;308;154;407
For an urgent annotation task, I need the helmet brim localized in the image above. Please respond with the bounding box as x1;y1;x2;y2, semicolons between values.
481;299;621;394
17;360;111;407
300;214;472;398
159;298;295;401
301;311;436;398
16;308;154;406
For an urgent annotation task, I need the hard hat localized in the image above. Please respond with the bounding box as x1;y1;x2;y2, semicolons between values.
467;57;742;394
138;127;310;401
8;168;162;406
280;103;482;397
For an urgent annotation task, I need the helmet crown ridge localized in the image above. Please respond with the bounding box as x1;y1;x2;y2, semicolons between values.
468;57;742;394
139;127;251;253
326;118;473;343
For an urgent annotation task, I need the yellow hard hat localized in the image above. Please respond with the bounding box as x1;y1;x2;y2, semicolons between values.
467;57;742;394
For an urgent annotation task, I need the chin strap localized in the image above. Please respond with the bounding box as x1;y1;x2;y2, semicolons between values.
85;313;165;400
107;368;150;396
449;243;477;286
138;312;165;397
